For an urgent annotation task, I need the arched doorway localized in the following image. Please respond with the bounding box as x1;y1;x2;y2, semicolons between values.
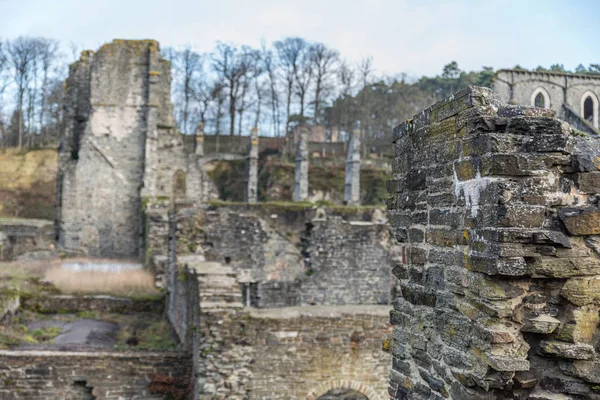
306;380;382;400
317;388;368;400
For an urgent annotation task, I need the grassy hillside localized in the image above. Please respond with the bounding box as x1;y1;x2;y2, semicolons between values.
207;156;390;206
0;148;57;220
0;149;389;220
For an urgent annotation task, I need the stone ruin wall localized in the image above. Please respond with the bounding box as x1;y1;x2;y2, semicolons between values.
167;259;392;400
387;86;600;399
0;350;191;399
173;204;395;307
199;306;392;400
57;40;208;258
160;204;397;399
0;219;54;260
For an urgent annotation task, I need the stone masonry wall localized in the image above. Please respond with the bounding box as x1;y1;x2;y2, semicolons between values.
162;247;393;400
57;42;151;257
387;86;600;399
0;350;191;399
175;204;394;307
0;218;54;260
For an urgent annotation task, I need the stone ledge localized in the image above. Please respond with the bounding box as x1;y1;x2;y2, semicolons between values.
248;305;391;319
0;349;188;358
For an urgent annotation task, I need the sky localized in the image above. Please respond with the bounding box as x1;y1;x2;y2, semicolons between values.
0;0;598;78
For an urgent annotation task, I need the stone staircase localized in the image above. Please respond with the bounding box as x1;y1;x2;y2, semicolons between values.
179;255;243;311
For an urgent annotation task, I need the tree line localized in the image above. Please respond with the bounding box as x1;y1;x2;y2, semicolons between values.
1;35;598;149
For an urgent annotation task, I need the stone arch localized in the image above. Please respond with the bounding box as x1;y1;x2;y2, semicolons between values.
531;87;550;109
581;90;599;129
173;170;187;200
306;380;383;400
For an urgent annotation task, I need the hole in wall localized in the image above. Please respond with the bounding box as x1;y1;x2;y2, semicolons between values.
224;256;231;264
73;380;96;400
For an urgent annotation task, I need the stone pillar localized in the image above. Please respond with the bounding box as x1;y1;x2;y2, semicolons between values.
195;122;204;157
244;127;259;203
344;129;361;205
387;86;600;399
293;126;309;201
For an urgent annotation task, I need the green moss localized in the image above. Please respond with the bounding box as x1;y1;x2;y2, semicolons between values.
572;129;589;137
31;326;62;342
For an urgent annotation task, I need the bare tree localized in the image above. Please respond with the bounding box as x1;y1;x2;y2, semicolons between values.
211;82;226;136
192;74;217;126
37;38;60;146
261;43;281;136
0;41;9;95
357;56;374;155
212;43;257;136
337;60;356;137
172;46;201;133
238;51;263;134
274;37;306;136
294;44;313;120
310;43;339;124
7;37;38;148
0;41;9;145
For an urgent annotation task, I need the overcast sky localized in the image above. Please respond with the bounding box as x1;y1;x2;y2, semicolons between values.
1;0;598;77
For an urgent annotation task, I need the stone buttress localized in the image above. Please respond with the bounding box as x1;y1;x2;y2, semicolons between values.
387;86;600;399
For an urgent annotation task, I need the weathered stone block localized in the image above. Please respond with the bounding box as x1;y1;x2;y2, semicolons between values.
555;306;600;344
575;172;600;193
559;207;600;235
521;315;560;334
561;277;600;306
561;360;600;384
540;341;595;360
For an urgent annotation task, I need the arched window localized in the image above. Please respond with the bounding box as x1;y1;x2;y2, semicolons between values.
584;97;593;122
531;87;550;109
581;91;599;129
535;92;545;108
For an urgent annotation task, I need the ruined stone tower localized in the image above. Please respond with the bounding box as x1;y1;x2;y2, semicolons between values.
56;40;206;258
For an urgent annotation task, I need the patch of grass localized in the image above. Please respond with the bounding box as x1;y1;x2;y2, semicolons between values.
115;315;179;351
0;325;37;348
31;326;62;342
